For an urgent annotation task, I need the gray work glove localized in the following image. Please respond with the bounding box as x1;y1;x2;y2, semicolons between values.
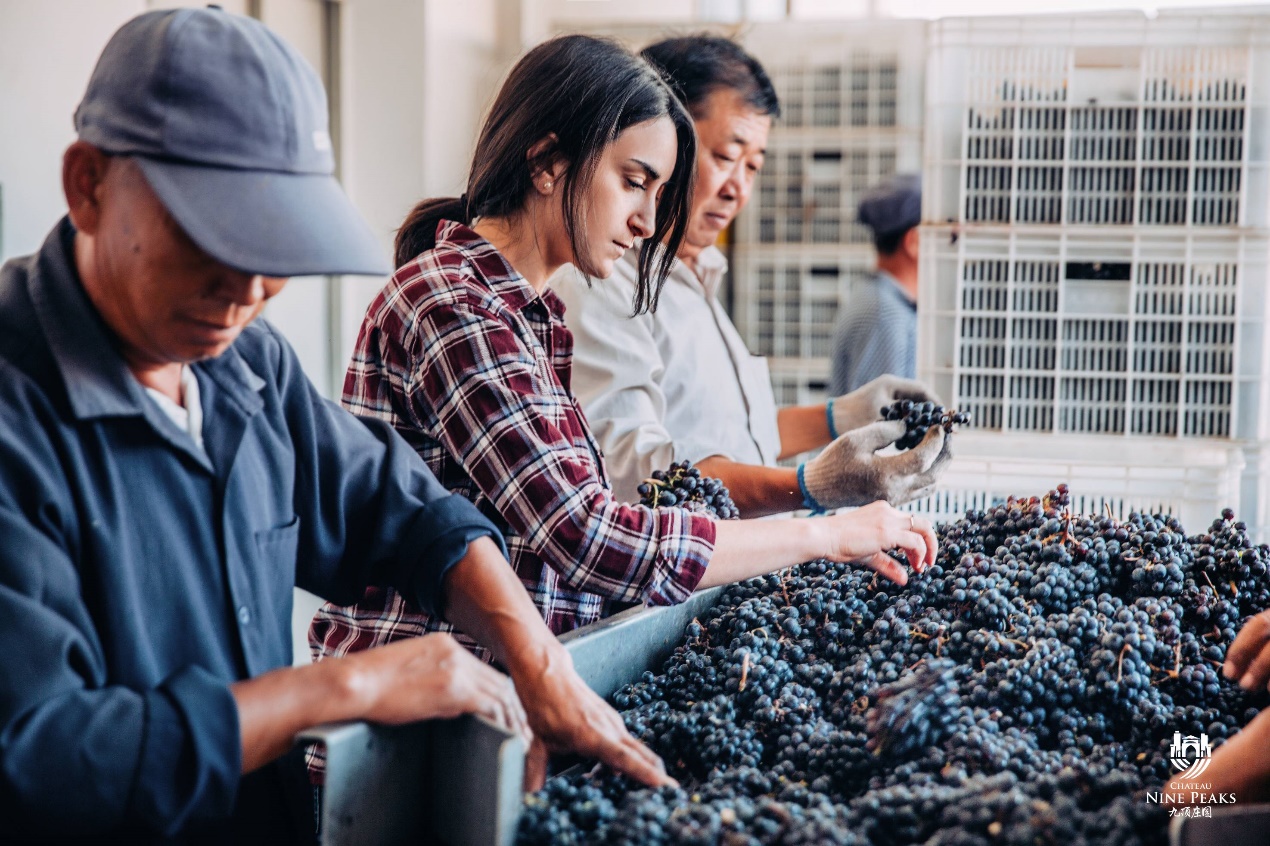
799;419;950;511
828;376;942;437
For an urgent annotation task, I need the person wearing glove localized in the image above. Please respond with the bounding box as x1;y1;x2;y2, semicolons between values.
552;36;949;516
800;420;946;513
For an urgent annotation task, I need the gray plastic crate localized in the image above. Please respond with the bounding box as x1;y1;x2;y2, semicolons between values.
305;590;722;846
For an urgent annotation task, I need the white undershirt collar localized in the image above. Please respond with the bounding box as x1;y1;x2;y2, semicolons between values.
143;366;206;455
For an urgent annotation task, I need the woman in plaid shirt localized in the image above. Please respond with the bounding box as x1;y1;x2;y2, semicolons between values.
311;36;937;669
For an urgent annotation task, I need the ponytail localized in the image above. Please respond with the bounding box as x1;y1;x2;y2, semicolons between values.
392;36;698;290
393;196;470;268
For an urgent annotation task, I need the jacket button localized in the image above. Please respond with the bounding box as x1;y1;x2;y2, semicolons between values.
238;606;252;625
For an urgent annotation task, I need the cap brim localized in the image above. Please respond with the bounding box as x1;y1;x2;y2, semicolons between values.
135;158;391;277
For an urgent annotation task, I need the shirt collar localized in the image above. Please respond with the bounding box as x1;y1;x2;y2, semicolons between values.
689;245;729;299
29;218;151;421
30;216;267;424
435;220;566;319
876;269;918;311
614;243;729;300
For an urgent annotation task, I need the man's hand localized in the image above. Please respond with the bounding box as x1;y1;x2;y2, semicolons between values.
508;642;675;790
232;630;532;774
437;537;674;790
1224;610;1270;692
829;375;941;435
801;419;949;511
344;634;531;741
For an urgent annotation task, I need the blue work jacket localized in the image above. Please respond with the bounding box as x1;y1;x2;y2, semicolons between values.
0;218;505;842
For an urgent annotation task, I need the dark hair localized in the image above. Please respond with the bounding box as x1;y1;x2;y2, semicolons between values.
396;35;697;314
874;227;913;256
640;35;780;120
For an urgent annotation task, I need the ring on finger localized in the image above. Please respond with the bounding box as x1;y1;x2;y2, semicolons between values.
908;514;915;531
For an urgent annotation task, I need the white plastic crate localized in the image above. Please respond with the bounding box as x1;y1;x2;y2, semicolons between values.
924;10;1270;229
731;245;876;359
548;18;926;136
767;356;831;408
918;225;1270;442
1240;441;1270;544
767;356;832;469
742;20;928;134
734;133;923;247
900;431;1255;540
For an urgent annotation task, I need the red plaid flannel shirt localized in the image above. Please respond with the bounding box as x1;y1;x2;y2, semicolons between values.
310;221;716;663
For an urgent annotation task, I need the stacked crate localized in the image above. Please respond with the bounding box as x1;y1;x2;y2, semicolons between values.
731;21;928;413
915;9;1270;539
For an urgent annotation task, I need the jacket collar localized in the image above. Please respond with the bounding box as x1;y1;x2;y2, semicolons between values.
29;217;266;432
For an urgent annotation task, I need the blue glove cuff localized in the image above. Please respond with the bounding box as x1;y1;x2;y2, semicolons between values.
826;399;839;440
797;463;826;515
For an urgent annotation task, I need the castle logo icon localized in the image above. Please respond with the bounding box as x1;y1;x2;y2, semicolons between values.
1169;732;1213;781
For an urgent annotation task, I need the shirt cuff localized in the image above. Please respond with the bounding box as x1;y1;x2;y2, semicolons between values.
401;493;509;618
645;509;716;606
132;666;240;835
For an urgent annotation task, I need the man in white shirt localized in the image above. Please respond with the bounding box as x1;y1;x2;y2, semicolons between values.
555;36;947;517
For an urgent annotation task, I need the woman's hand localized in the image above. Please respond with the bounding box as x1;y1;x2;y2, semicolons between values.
817;501;938;586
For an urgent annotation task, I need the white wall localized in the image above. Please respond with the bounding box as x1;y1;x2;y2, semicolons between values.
0;1;143;261
333;0;520;373
0;0;337;396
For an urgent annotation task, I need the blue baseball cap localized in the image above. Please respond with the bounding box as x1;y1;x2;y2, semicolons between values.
74;7;389;277
857;173;922;239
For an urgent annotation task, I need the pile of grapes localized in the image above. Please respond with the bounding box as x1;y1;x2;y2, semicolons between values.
881;400;972;450
519;484;1270;845
637;460;741;520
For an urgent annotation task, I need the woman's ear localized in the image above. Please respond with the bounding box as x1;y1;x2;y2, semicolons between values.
527;133;566;195
63;141;110;235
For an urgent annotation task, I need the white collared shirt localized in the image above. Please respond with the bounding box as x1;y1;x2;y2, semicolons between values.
553;246;781;502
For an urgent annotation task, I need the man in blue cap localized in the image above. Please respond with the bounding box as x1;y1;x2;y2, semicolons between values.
0;8;670;843
830;173;923;396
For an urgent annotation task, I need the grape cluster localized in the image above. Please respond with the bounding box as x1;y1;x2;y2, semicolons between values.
881;400;971;450
865;658;963;758
637;460;740;520
519;489;1270;845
